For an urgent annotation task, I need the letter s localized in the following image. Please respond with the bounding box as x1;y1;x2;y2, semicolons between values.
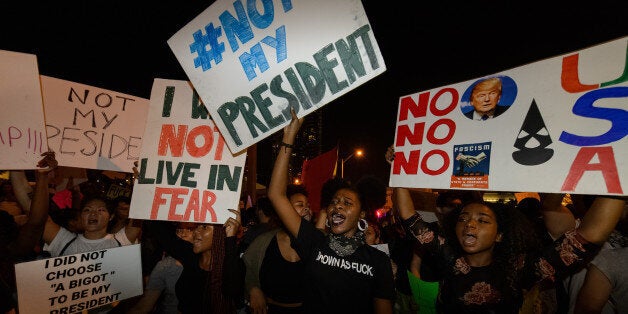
559;87;628;146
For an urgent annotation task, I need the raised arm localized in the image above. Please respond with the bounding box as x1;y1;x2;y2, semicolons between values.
10;151;57;256
267;108;303;237
386;145;416;220
9;169;33;214
223;208;245;297
540;193;576;240
576;196;625;245
124;218;142;243
393;187;417;220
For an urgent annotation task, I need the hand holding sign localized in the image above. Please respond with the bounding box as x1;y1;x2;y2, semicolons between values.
224;208;241;238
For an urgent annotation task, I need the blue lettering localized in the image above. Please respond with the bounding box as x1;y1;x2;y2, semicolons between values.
247;0;274;29
559;87;628;146
220;0;255;52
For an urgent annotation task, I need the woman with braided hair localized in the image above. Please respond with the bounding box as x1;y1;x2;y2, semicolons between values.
151;213;243;313
132;161;243;314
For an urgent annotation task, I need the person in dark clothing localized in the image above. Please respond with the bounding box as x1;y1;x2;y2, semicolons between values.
152;210;244;314
393;183;625;312
268;109;395;314
242;187;311;313
238;196;280;254
1;151;57;313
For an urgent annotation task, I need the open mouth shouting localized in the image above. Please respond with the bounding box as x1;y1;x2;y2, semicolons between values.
461;232;477;247
330;212;346;227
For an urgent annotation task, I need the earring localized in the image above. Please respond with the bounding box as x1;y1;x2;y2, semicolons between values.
325;219;330;228
358;219;368;232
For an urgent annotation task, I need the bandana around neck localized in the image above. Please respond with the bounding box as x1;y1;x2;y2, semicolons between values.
327;231;366;257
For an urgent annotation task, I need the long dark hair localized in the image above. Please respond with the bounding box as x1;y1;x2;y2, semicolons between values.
203;225;234;313
442;200;542;304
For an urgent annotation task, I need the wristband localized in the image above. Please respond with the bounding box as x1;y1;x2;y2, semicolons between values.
279;142;294;149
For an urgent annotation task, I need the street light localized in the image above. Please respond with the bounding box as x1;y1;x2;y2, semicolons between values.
341;149;364;178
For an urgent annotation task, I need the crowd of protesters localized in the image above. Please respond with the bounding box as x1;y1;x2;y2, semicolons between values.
1;140;626;313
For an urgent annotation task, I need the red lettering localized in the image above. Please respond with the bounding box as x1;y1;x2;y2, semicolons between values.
213;126;226;160
184;189;201;221
561;146;623;194
398;92;430;121
158;124;224;159
421;150;449;175
9;126;22;146
183;190;217;222
150;187;218;223
201;190;217;222
395;122;425;146
392;150;420;175
561;54;599;93
430;88;458;116
394;88;458;178
150;187;170;219
186;125;213;157
426;119;456;145
158;124;187;157
167;189;188;220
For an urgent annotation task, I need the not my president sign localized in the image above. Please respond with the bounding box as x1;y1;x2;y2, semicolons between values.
168;0;386;154
15;245;142;314
41;75;149;172
130;79;247;224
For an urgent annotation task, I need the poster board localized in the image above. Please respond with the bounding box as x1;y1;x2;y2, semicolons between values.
168;0;386;153
389;36;627;196
0;50;48;169
15;245;143;314
130;79;247;224
41;75;149;172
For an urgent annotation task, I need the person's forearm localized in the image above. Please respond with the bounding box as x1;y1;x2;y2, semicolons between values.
10;170;49;256
29;171;50;226
540;193;576;239
577;197;625;245
10;170;33;213
268;115;302;237
268;142;290;206
315;209;328;232
393;187;415;220
124;219;142;243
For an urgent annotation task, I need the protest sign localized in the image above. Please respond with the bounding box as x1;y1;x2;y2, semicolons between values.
389;36;627;196
130;79;247;224
0;50;48;169
168;0;386;153
41;75;149;172
15;245;143;314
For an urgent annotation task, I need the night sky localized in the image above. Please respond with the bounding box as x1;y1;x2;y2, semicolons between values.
3;1;627;185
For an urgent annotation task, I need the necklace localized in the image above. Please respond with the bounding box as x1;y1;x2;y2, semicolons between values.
327;231;366;257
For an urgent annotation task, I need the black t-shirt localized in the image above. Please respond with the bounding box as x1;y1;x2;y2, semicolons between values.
260;235;304;303
295;219;395;314
154;222;240;314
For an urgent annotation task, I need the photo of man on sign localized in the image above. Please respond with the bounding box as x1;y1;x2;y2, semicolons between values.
461;76;517;121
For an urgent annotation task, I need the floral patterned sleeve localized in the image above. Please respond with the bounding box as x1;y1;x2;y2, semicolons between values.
526;230;601;287
402;213;455;266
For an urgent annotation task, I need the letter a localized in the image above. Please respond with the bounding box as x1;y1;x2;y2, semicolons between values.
562;146;623;194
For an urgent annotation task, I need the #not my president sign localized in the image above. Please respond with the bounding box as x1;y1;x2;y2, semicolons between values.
389;36;627;196
41;76;149;172
168;0;386;153
130;79;247;224
0;50;48;169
